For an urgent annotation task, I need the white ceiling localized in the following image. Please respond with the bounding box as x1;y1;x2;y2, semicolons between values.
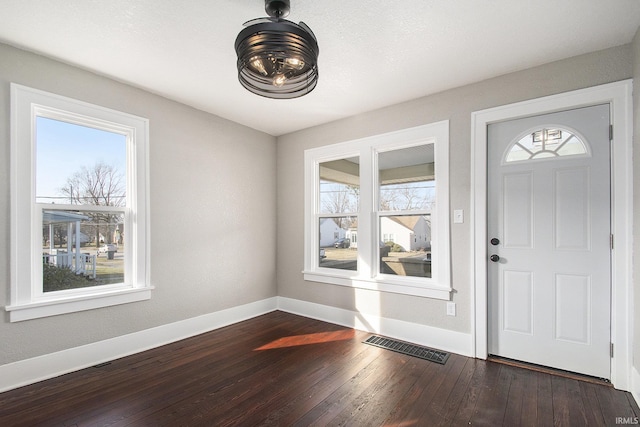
1;1;639;136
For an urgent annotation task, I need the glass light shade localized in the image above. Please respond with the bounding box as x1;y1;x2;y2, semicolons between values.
235;19;319;99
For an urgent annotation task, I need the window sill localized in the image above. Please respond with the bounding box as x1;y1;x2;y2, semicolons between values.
303;271;451;300
5;286;154;322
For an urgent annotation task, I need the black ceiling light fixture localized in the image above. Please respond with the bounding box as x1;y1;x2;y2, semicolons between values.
234;0;319;99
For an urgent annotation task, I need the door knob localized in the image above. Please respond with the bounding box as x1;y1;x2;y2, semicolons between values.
490;254;500;262
490;238;500;246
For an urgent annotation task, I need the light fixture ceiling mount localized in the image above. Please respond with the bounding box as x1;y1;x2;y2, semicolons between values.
234;0;319;99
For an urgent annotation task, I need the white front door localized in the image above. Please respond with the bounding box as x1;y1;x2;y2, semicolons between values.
487;104;611;379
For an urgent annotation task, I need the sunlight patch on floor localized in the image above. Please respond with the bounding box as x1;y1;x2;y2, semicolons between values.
254;329;356;350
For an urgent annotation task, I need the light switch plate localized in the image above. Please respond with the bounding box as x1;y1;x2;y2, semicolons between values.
446;302;456;316
453;209;464;224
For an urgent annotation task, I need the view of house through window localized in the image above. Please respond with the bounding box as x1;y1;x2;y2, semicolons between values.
378;145;434;278
319;157;359;270
304;121;450;299
37;117;127;291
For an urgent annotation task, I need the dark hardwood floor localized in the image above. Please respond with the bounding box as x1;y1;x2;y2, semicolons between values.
1;311;638;426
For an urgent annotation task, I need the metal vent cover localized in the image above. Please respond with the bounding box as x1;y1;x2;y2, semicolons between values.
364;335;450;365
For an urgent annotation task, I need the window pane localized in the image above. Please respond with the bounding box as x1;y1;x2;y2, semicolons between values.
379;145;434;211
379;215;431;278
319;157;359;214
505;127;588;162
319;216;357;271
42;209;124;291
36;117;127;205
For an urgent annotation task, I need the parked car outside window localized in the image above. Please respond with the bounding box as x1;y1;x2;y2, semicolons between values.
334;238;350;248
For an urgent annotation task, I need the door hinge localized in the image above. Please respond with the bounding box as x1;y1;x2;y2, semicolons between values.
611;342;614;358
610;124;614;141
611;234;614;250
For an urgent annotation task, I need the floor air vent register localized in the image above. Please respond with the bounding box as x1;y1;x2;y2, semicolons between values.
364;335;450;365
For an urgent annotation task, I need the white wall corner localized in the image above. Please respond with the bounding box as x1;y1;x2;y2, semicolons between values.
631;365;640;408
0;297;278;393
277;296;473;357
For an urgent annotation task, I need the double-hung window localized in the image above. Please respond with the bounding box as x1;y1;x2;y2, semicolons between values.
7;84;151;322
304;121;451;299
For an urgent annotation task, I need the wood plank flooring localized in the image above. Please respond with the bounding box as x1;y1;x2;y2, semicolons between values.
0;311;638;426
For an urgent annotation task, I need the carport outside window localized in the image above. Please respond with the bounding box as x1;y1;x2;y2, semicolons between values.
37;118;127;292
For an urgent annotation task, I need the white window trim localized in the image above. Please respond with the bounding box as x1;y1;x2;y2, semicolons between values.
6;84;152;322
303;121;451;300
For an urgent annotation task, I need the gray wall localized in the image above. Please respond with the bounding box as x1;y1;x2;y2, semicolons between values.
0;43;277;365
276;45;633;335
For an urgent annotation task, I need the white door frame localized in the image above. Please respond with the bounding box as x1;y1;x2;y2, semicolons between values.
471;80;633;390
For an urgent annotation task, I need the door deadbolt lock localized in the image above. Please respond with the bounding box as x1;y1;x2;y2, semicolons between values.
490;254;500;262
490;238;500;246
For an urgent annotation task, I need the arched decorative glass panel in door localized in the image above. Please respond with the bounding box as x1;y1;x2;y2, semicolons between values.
504;126;590;163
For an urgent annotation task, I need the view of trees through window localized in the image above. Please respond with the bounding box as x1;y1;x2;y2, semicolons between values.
37;117;127;291
319;157;359;270
317;145;435;277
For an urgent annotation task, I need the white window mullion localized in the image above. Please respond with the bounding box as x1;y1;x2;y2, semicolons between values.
358;146;374;280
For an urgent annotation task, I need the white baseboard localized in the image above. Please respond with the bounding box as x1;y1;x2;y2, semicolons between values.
0;296;474;393
277;297;472;357
0;297;278;393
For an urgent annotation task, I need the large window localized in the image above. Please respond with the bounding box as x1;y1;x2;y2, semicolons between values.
7;84;151;321
304;122;451;299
